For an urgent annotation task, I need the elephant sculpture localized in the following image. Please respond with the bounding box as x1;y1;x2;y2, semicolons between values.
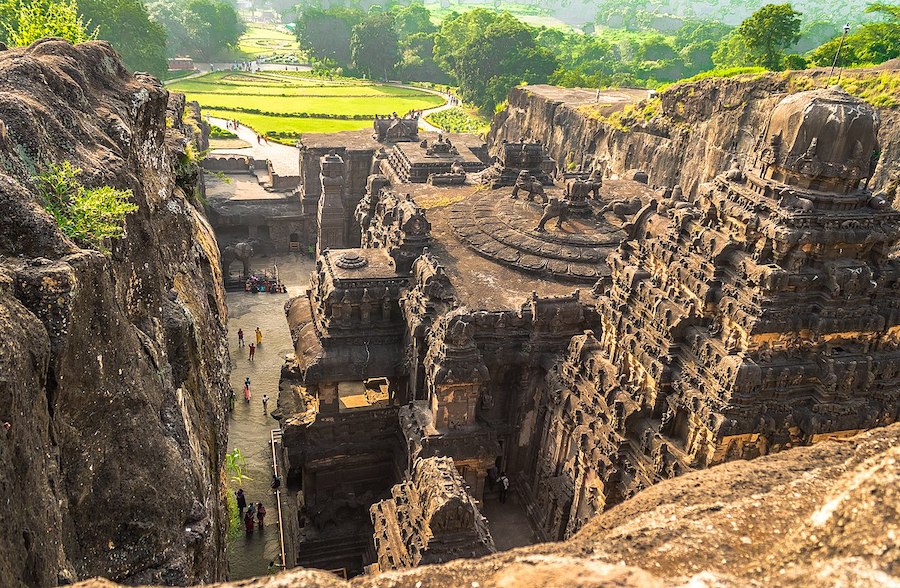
565;170;602;202
222;241;254;278
511;170;547;203
536;197;569;232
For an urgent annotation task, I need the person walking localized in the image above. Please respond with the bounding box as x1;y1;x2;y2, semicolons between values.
238;328;245;348
243;379;251;402
248;343;256;361
228;388;236;411
236;488;247;514
498;472;510;503
262;394;269;414
255;327;263;346
256;502;266;528
271;473;281;490
244;509;255;534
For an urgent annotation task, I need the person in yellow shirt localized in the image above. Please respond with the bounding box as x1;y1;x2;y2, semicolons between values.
255;327;263;346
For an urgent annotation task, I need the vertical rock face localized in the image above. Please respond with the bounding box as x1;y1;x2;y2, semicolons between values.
489;71;900;198
0;40;229;585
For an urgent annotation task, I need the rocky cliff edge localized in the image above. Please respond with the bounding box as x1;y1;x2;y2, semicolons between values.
489;64;899;199
76;423;898;587
0;40;230;585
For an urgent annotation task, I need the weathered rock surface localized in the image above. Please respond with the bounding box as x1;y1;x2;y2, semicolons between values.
0;40;229;585
73;424;899;587
490;65;900;198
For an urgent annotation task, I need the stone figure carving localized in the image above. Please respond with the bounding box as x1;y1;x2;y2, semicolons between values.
221;241;254;277
511;170;547;203
536;197;569;232
565;170;602;201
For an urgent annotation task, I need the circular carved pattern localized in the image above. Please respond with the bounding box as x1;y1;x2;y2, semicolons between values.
449;190;626;283
335;252;369;270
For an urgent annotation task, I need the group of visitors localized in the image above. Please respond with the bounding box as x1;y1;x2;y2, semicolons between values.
223;119;242;131
406;109;424;119
256;133;270;145
245;275;286;293
237;327;264;362
235;489;267;534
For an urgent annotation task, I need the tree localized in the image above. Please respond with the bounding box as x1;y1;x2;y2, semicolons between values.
350;12;400;79
391;2;434;39
183;0;243;59
78;0;167;75
295;6;363;66
735;3;802;70
4;0;98;46
435;10;556;111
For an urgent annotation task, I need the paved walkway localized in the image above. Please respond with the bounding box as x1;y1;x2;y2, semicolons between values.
208;116;300;177
225;254;315;580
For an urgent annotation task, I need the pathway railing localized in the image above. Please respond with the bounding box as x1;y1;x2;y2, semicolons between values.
270;428;287;570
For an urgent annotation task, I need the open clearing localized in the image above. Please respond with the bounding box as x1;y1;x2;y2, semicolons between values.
237;24;301;58
170;71;444;136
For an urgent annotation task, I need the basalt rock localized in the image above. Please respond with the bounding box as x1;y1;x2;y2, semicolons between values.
0;40;229;585
72;423;900;587
490;65;900;199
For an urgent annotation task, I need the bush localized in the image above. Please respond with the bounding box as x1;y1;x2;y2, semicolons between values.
209;124;237;139
35;161;137;252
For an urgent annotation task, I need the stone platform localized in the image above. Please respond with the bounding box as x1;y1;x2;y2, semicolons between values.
448;189;625;283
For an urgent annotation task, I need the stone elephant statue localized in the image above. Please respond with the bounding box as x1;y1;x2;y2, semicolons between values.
511;171;547;204
222;241;254;278
536;197;570;232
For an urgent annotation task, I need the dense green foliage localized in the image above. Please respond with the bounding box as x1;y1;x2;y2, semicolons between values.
79;0;167;74
735;4;802;69
350;12;400;79
2;0;97;46
147;0;244;60
294;6;362;65
808;3;900;67
434;9;556;109
424;106;490;134
35;161;137;252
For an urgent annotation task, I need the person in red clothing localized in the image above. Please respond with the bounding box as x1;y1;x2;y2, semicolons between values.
248;343;256;361
244;510;255;533
256;502;266;528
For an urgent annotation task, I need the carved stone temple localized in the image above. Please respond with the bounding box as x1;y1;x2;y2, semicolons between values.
271;89;899;577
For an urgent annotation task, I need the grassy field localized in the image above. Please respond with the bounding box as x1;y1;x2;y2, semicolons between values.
170;71;445;136
236;24;301;59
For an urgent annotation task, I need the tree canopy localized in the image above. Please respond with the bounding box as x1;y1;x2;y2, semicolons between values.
78;0;167;75
350;12;400;79
735;3;803;70
807;3;900;67
294;6;363;65
146;0;243;61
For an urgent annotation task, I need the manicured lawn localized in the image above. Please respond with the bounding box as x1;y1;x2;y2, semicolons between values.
237;24;301;58
205;109;372;135
170;71;445;134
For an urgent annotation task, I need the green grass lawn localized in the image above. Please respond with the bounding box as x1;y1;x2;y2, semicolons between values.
206;109;373;135
171;71;445;135
236;24;301;58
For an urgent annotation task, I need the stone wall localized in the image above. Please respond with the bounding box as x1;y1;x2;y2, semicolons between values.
489;67;900;198
0;40;230;585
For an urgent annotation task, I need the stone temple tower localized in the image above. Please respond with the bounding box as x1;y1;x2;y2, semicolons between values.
317;151;347;256
531;87;900;539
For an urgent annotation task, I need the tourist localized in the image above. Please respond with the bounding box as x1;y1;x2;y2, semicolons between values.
236;488;247;513
262;394;269;414
244;509;255;534
243;379;251;402
247;502;256;519
498;472;510;503
249;343;256;361
228;388;236;411
487;464;498;491
271;474;281;490
238;328;244;347
256;327;263;346
256;502;266;527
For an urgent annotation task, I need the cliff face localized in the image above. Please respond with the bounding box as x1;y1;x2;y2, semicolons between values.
0;40;229;585
489;66;900;198
75;423;900;587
